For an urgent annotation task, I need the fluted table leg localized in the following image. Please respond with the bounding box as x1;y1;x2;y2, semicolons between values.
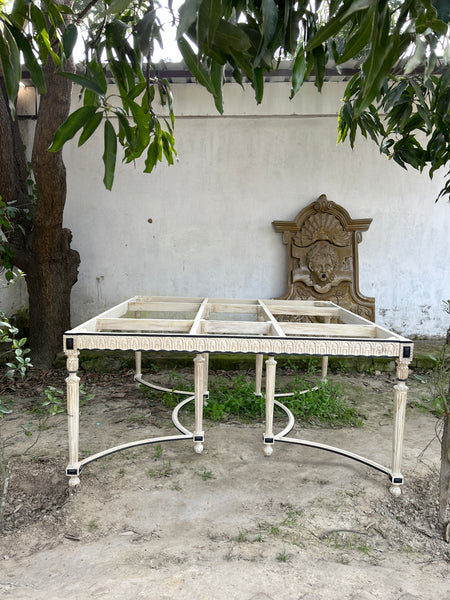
390;358;410;496
263;355;277;456
193;354;205;454
255;353;264;396
66;350;80;488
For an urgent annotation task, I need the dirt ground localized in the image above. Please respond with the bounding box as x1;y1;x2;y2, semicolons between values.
0;365;449;600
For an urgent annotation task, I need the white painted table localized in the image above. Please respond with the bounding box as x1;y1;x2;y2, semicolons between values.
64;296;413;495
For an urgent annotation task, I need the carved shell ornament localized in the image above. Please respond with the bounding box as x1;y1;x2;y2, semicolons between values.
293;213;352;247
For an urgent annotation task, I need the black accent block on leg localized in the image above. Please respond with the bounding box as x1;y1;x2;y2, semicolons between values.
66;466;81;476
388;474;404;484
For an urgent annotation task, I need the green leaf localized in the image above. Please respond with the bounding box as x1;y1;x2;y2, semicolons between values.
144;140;159;173
0;22;21;114
306;0;374;51
254;0;278;66
253;67;264;104
408;79;427;109
290;48;313;98
211;61;224;114
129;100;150;132
197;0;222;51
116;111;133;143
432;0;450;22
58;72;106;96
128;81;148;100
87;60;108;95
108;58;135;97
49;106;97;152
213;20;251;52
361;2;391;91
103;120;117;190
42;0;65;28
430;18;449;36
12;31;46;94
30;3;47;34
177;36;216;95
286;9;301;56
337;5;374;64
136;8;157;54
417;105;433;131
83;88;101;108
383;80;408;111
261;0;278;46
228;48;254;82
439;65;450;89
100;0;132;17
356;29;410;117
313;45;327;92
63;23;78;58
161;131;176;165
10;0;29;27
78;111;103;146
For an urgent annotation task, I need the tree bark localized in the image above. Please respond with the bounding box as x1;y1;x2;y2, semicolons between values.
0;80;32;260
25;55;80;367
439;413;450;525
0;11;80;367
439;330;450;527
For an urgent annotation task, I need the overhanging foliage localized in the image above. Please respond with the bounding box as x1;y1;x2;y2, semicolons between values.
0;0;449;195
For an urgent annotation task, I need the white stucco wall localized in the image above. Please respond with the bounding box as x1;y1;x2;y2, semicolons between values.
2;78;449;337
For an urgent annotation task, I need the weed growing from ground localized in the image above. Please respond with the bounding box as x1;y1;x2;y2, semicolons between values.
204;375;362;427
204;375;264;422
140;371;362;427
235;530;248;542
282;380;362;426
88;519;98;532
276;548;292;562
147;461;173;478
197;469;215;481
152;444;163;458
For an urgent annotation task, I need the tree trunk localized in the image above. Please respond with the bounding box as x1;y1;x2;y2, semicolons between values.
0;9;80;368
439;413;450;525
439;328;450;527
27;54;80;367
25;228;79;367
0;80;31;238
